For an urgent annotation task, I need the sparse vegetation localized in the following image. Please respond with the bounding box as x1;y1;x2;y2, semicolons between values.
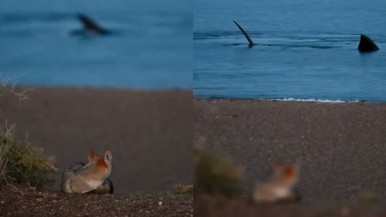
194;147;243;197
172;184;194;203
356;192;380;206
173;184;193;195
0;85;57;189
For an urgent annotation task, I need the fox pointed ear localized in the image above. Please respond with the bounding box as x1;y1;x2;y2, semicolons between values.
104;150;112;162
88;150;96;161
284;165;296;177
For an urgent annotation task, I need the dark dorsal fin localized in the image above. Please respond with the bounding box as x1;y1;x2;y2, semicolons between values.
77;14;107;34
233;20;254;47
358;34;379;52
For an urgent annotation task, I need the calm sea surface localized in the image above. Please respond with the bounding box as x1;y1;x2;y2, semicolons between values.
194;0;386;102
0;0;192;89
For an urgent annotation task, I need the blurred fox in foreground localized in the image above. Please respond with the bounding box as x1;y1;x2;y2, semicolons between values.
61;150;113;194
252;162;300;203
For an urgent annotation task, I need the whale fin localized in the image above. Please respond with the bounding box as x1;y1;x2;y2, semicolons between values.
358;34;379;52
233;20;254;47
77;14;109;35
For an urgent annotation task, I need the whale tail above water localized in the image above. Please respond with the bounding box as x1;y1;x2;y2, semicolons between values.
75;14;110;35
358;34;379;52
233;21;254;47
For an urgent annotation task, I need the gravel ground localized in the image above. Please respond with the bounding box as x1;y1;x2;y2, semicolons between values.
0;185;192;217
194;193;386;217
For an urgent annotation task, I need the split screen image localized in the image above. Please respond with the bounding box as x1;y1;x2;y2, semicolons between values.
1;0;386;216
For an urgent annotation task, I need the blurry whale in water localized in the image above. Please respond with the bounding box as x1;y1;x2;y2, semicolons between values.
358;34;379;52
71;14;110;36
233;20;254;47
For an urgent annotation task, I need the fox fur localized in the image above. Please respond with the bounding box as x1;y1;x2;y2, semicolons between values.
252;162;300;203
61;150;113;194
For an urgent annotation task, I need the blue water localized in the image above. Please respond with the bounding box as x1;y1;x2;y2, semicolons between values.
0;0;192;89
194;0;386;102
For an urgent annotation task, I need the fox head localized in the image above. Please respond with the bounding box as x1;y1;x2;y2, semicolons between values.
272;162;299;185
88;150;112;170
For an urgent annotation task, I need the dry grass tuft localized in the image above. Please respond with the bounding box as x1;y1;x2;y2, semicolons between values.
194;148;244;197
0;84;57;189
173;184;193;195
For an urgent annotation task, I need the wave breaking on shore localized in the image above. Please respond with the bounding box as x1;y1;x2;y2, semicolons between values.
272;98;362;103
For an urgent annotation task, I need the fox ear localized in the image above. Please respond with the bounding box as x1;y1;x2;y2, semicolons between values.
88;150;96;161
284;165;295;177
104;150;112;162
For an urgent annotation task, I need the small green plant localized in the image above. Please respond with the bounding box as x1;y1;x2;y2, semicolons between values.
0;84;57;189
173;184;193;195
356;192;380;206
194;148;243;197
0;124;57;189
172;184;193;204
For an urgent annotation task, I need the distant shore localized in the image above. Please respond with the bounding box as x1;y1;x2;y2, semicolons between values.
0;86;193;194
194;98;386;203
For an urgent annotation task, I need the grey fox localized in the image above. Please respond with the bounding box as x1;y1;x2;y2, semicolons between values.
252;162;300;203
61;150;113;194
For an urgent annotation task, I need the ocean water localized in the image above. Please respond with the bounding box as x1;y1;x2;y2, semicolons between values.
0;0;192;89
194;0;386;102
